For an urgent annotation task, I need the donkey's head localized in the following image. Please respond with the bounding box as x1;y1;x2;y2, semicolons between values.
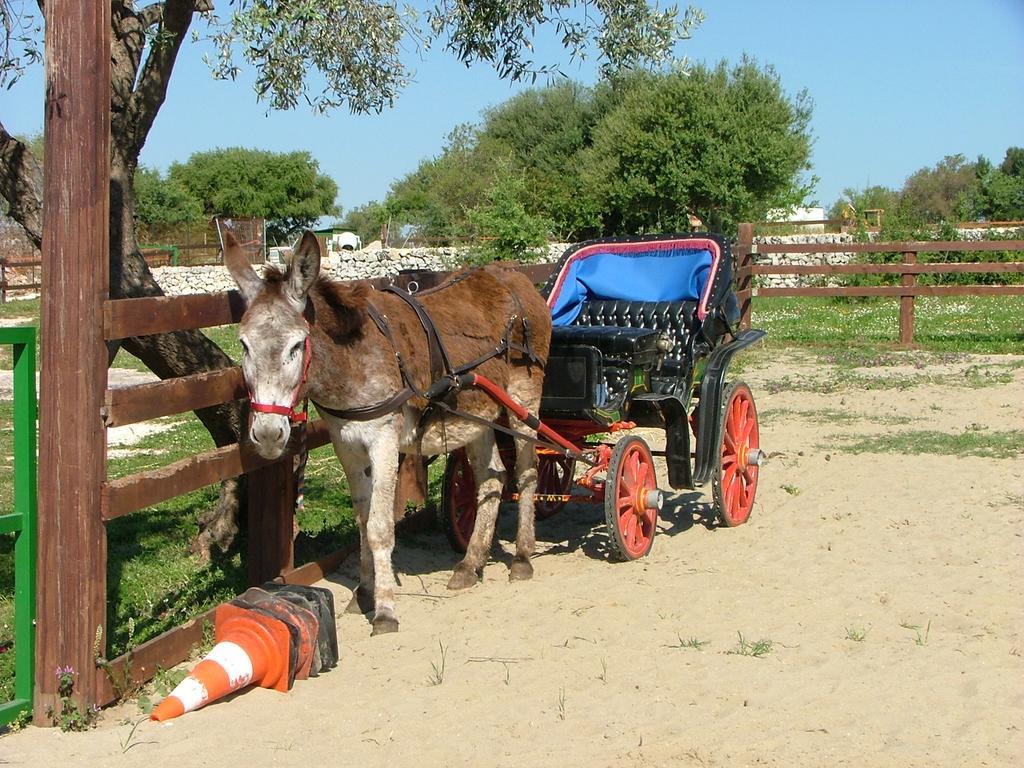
225;231;321;460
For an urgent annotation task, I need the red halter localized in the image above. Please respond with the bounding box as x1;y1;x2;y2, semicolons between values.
247;333;312;424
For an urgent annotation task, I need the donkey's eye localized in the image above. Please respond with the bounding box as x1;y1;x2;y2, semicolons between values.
289;341;303;359
240;340;250;357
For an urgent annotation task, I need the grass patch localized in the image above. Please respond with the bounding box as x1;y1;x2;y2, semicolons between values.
111;324;242;373
0;297;39;321
837;429;1023;459
726;632;773;658
752;296;1024;354
761;407;915;426
103;416;359;657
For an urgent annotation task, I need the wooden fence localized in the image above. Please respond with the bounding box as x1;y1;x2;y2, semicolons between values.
0;259;42;304
734;223;1024;345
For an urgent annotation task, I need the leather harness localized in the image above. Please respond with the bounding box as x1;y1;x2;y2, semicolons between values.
308;279;541;423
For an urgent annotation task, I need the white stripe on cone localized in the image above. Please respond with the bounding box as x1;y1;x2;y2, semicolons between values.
205;641;255;688
168;676;209;714
163;640;255;715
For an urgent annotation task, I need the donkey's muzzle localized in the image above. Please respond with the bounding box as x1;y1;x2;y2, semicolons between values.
250;415;289;460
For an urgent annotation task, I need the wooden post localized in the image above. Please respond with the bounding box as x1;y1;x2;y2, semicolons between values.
899;251;917;347
736;223;755;329
35;0;110;722
247;457;296;585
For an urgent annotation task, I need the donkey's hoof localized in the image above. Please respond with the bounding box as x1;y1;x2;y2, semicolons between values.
509;556;534;582
447;564;480;591
370;614;399;636
345;587;374;615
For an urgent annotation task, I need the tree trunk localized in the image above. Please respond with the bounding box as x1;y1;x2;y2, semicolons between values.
109;153;245;557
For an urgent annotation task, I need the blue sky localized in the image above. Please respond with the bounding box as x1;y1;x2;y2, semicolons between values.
4;0;1023;217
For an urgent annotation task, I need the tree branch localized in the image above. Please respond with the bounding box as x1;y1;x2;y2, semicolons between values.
124;0;196;160
0;120;43;249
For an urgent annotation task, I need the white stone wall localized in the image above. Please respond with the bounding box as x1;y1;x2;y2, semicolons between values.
751;233;859;288
151;243;569;295
149;229;1022;295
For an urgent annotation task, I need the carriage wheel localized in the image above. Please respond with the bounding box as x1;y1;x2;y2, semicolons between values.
604;435;660;561
535;454;576;519
712;381;760;527
439;449;476;553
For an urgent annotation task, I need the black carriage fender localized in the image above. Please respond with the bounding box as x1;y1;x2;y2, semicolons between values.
693;329;767;486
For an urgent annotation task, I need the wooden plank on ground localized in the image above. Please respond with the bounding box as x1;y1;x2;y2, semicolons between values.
103;367;247;427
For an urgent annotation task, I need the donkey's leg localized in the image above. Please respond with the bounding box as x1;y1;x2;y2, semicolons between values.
509;431;538;581
335;449;375;615
448;431;505;590
362;436;402;634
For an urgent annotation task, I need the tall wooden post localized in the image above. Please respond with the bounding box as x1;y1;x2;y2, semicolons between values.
35;1;110;722
899;250;917;347
736;223;755;329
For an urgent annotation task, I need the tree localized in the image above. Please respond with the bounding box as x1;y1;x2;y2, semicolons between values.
134;166;205;238
478;81;606;238
0;1;698;555
582;58;815;233
466;163;553;262
897;154;977;224
336;200;388;245
969;147;1024;221
169;148;338;244
828;185;900;224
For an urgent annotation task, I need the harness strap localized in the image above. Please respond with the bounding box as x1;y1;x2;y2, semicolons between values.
384;284;453;383
309;276;543;424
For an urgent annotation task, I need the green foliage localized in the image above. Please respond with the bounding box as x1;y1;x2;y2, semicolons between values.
46;667;100;732
381;60;814;241
336;201;388;245
466;167;552;263
898;154;977;224
834;146;1024;228
968;147;1024;221
478;81;606;239
169;148;339;244
581;58;814;235
134;166;205;236
206;1;698;114
827;185;899;223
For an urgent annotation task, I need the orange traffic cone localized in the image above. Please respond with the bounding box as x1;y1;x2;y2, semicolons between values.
150;602;292;721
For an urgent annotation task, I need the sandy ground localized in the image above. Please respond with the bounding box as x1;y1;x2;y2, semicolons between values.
2;349;1022;767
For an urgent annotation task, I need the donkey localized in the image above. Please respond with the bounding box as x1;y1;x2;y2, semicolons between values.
225;232;551;635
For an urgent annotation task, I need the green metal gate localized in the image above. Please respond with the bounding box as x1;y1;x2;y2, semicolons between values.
0;326;37;727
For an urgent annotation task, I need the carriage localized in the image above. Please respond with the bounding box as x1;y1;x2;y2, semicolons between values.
439;233;766;561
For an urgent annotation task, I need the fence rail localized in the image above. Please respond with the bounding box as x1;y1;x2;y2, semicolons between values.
734;223;1024;345
0;259;42;304
0;327;37;727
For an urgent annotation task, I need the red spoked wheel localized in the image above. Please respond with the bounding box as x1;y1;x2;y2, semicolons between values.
713;381;760;527
535;453;576;519
440;448;476;553
604;435;660;561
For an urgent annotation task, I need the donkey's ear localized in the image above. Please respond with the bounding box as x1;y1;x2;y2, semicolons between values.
223;231;262;304
286;231;321;304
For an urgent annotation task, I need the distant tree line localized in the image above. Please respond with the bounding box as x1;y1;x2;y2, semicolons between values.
338;58;815;255
830;147;1024;232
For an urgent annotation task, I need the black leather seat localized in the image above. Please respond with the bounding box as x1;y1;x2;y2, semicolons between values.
550;325;661;358
571;299;698;376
